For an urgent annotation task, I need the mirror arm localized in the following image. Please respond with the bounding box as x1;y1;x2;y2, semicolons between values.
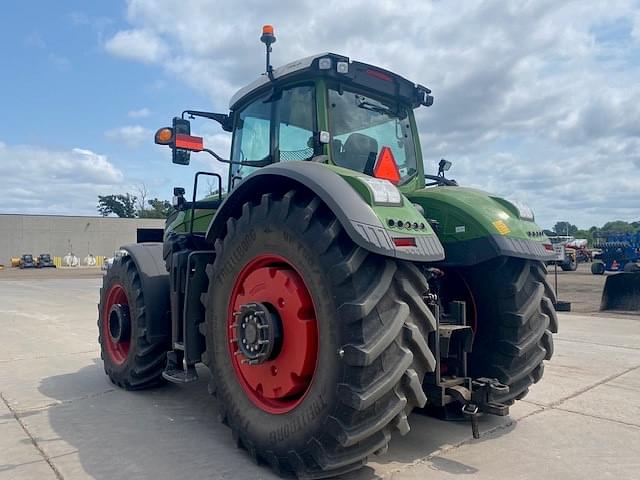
182;110;233;132
201;148;272;168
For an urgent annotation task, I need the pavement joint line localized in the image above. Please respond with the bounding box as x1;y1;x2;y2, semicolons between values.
0;350;99;364
10;388;117;416
384;405;549;478
554;337;640;351
1;392;64;480
387;363;640;477
548;364;640;408
553;406;640;429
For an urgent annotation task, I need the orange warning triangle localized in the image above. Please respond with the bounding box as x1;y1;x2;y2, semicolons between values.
373;147;401;184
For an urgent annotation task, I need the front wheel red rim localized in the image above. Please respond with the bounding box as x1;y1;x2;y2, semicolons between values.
228;254;319;414
102;284;131;365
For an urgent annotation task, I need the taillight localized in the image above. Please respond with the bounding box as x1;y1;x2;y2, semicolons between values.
393;237;416;247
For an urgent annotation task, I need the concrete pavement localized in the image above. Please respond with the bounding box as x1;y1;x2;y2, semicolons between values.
1;276;639;479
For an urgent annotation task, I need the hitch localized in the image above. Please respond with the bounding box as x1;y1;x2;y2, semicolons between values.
420;294;511;438
445;379;510;439
472;377;510;416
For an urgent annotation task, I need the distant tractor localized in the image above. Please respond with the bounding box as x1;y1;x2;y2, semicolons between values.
98;26;558;478
19;254;36;269
547;235;578;271
36;253;56;268
566;239;591;263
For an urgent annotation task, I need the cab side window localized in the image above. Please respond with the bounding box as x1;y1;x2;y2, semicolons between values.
231;95;271;163
276;85;316;162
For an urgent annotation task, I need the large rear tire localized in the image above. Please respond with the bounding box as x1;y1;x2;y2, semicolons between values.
98;256;168;389
202;190;437;478
446;258;557;404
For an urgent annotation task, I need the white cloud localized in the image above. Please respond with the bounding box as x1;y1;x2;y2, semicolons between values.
0;142;124;215
128;107;151;118
105;125;152;148
103;0;640;228
104;29;167;63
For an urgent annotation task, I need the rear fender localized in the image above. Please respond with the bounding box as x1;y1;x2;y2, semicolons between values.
119;243;171;343
205;162;445;262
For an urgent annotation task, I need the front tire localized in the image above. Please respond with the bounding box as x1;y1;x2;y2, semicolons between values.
561;257;577;271
98;256;168;389
591;262;605;275
448;258;558;404
203;190;437;478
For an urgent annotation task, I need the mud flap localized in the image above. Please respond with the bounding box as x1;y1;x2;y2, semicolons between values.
600;272;640;311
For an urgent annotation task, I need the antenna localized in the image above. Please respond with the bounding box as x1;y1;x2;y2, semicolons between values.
260;25;276;80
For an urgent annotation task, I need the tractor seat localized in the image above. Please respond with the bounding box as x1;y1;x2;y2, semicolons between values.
341;133;379;175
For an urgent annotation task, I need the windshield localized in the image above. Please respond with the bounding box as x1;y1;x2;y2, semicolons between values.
328;88;418;184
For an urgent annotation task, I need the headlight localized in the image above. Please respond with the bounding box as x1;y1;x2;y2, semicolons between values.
358;177;403;206
510;200;535;221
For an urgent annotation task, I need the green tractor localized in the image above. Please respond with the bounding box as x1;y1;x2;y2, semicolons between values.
98;26;557;478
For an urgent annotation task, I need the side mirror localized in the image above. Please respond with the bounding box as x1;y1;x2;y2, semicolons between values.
171;118;193;165
438;158;452;174
154;117;204;166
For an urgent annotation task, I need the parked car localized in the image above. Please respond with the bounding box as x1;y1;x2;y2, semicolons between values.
19;254;36;269
37;253;56;268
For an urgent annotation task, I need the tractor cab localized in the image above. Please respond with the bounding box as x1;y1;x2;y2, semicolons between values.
155;26;434;196
226;51;432;188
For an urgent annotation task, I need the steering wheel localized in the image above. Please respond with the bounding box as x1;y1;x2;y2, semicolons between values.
424;174;458;187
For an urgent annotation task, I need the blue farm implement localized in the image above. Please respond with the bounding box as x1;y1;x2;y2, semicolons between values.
591;232;640;274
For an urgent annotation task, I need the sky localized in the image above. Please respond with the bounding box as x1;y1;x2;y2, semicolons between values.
1;0;639;229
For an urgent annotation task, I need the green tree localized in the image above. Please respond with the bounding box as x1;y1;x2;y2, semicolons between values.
138;198;174;219
553;221;578;236
601;220;635;233
97;194;137;218
575;229;595;246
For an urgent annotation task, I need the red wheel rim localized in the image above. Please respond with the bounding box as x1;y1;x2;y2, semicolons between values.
228;254;318;414
102;284;131;365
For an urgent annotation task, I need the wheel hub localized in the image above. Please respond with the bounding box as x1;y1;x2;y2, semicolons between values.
233;302;282;365
102;283;131;365
108;303;131;344
228;254;319;414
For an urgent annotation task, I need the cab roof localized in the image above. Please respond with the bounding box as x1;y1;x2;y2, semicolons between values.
229;52;432;111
